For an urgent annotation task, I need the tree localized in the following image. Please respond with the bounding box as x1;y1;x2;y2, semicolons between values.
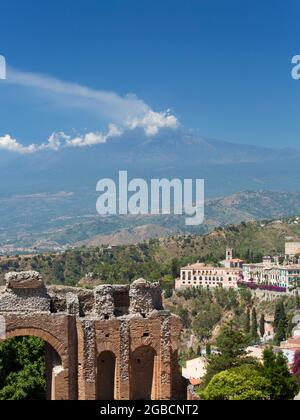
261;348;299;400
274;319;287;345
170;258;180;278
295;291;300;310
244;308;250;334
200;365;270;400
292;350;300;384
274;301;286;331
251;308;259;342
176;306;190;329
206;342;211;356
203;321;253;385
0;337;46;400
259;314;265;338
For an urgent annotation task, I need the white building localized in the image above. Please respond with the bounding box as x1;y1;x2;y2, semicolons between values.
175;262;242;290
242;263;300;289
221;247;244;268
182;357;207;385
285;242;300;257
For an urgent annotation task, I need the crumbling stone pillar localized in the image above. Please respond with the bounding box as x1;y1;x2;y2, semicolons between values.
129;278;158;316
77;319;97;400
94;285;115;319
119;318;130;399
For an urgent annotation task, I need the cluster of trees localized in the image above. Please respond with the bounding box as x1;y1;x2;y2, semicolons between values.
199;321;300;400
176;287;243;342
273;300;296;345
175;287;256;345
243;307;265;343
0;337;46;400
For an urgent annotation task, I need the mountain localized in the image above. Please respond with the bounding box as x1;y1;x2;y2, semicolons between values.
2;189;300;252
75;224;171;247
1;213;300;286
1;128;300;198
1;128;300;251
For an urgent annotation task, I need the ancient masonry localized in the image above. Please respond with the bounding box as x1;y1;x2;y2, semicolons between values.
0;271;185;400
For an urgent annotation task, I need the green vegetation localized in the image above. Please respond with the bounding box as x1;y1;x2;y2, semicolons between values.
2;215;300;288
200;365;270;400
199;323;299;400
259;314;265;338
1;215;300;400
0;337;46;400
202;321;255;386
251;308;259;343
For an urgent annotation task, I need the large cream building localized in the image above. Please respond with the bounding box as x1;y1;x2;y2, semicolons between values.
285;242;300;256
175;262;242;289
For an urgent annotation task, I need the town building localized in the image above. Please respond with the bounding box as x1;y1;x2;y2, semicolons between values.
275;315;300;369
175;262;242;290
285;242;300;257
182;357;207;385
242;263;300;289
221;247;244;268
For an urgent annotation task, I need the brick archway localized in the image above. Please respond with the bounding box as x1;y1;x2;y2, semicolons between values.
96;350;116;400
6;328;64;360
0;272;184;400
4;327;67;400
130;345;157;400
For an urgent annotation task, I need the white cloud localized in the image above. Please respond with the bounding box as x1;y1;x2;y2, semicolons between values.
126;110;178;136
0;135;37;154
0;68;179;154
65;124;123;147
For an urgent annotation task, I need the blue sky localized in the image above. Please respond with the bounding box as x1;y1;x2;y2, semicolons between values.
0;0;299;152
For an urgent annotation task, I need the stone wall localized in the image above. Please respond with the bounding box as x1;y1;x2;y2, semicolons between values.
0;271;184;400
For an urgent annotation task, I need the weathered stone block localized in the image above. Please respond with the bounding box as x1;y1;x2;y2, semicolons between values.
5;271;44;290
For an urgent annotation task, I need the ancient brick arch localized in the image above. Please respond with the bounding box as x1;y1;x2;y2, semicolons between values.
0;272;186;400
5;328;66;400
96;350;116;400
130;345;157;400
6;327;64;360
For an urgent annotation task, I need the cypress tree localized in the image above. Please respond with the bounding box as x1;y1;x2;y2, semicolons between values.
274;301;286;331
259;314;265;338
274;319;287;345
251;307;259;342
206;342;212;356
244;308;251;334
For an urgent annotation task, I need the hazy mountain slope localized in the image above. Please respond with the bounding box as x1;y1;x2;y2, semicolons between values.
75;224;172;247
1;214;300;286
1;128;300;198
1;190;300;251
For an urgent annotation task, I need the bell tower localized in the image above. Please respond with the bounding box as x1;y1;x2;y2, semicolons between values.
226;247;233;260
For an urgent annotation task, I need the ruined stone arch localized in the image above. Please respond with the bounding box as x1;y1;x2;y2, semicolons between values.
3;327;66;400
5;327;64;363
0;272;185;400
130;345;157;400
96;350;116;400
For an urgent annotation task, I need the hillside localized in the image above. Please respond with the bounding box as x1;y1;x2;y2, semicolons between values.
2;190;300;253
75;224;172;247
2;129;300;199
1;214;300;286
